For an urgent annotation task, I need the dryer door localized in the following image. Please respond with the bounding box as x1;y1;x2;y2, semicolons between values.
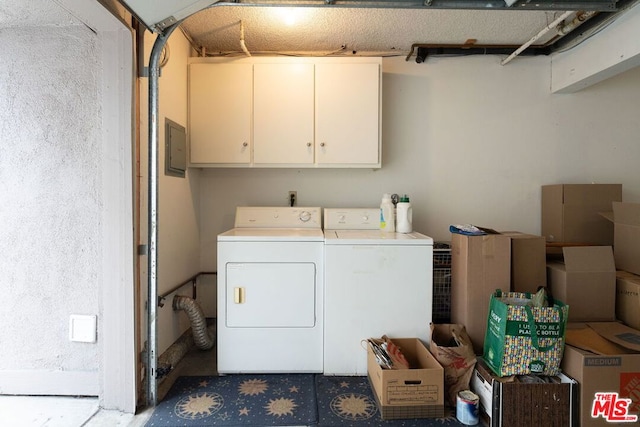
225;262;316;328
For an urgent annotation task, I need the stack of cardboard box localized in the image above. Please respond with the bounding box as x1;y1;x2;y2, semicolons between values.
453;184;640;426
550;188;640;427
451;228;571;426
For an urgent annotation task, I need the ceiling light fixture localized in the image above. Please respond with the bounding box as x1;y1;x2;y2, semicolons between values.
275;7;306;26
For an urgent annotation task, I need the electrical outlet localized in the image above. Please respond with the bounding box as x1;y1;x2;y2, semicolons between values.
288;191;297;206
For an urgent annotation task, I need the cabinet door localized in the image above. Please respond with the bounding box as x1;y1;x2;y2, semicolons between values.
315;63;380;165
189;63;252;164
253;63;314;164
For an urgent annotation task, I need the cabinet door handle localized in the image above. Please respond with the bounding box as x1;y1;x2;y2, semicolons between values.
320;142;325;147
242;142;248;147
306;142;312;147
234;287;245;304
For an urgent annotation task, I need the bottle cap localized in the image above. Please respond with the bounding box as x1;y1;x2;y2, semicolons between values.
400;194;410;202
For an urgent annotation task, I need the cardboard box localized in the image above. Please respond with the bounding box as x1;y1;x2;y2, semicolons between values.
451;232;511;354
542;184;622;245
367;338;444;419
501;231;547;294
611;202;640;275
546;246;616;321
471;358;577;427
616;270;640;330
562;322;640;427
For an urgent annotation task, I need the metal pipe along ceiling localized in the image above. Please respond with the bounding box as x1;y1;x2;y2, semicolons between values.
500;10;597;65
501;10;574;65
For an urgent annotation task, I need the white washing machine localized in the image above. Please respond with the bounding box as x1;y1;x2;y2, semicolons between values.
323;208;434;375
217;207;324;374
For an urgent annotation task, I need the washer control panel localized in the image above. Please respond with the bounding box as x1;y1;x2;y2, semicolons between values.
324;208;380;230
234;207;322;228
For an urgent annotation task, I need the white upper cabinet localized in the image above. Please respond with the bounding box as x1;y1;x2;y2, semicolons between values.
253;63;315;165
189;63;252;165
315;62;381;165
188;57;381;168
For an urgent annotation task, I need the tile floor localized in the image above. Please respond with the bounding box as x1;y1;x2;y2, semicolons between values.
0;345;216;427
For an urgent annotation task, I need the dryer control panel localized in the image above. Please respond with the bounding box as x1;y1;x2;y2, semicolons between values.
234;206;322;228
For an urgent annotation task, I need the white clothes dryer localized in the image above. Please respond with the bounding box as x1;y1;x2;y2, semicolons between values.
323;208;434;375
217;207;324;374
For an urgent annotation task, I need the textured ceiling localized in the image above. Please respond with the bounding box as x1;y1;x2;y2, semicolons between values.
0;0;606;58
180;6;584;56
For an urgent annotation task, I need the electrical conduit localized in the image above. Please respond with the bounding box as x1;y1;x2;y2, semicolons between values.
240;20;251;57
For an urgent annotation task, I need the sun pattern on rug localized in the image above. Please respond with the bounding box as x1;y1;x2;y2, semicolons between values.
265;397;298;417
330;392;377;421
145;374;317;426
174;392;224;420
239;378;269;396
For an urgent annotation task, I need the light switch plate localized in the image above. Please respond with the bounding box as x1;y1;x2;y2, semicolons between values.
69;315;97;343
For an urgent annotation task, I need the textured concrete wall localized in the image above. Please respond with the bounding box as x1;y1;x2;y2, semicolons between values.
0;25;100;375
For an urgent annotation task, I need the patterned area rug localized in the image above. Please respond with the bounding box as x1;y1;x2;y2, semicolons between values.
145;374;317;426
146;375;471;426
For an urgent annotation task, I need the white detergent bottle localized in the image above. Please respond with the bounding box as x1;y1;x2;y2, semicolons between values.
380;193;395;232
396;195;413;233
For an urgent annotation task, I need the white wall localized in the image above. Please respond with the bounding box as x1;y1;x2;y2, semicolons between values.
0;25;101;393
199;54;640;271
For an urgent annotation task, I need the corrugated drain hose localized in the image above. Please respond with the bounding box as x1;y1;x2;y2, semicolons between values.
173;295;214;350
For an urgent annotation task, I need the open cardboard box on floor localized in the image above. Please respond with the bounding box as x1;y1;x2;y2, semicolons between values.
546;245;616;322
367;338;444;420
561;322;640;427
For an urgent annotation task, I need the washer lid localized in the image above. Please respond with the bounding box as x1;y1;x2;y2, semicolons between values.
219;228;325;242
324;229;434;245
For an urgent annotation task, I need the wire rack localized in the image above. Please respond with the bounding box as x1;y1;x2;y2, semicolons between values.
433;242;451;323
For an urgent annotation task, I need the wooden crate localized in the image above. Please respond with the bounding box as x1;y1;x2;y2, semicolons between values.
471;358;577;427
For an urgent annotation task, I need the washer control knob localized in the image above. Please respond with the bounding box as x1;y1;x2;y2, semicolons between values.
362;215;369;221
299;211;312;222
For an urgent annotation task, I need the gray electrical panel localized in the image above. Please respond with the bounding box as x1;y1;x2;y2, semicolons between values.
165;118;186;178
